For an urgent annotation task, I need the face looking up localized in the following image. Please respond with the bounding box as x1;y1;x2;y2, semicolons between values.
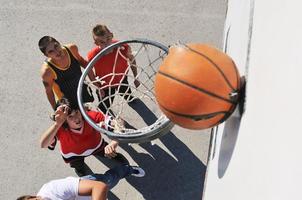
45;42;64;60
66;110;84;130
93;33;113;49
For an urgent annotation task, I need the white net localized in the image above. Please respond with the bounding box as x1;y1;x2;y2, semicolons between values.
78;39;173;143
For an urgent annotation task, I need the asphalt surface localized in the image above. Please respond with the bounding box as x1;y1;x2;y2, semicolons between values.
0;1;226;199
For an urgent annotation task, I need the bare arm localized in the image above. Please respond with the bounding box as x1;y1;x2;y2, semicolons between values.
78;179;108;200
69;44;103;95
104;117;124;158
39;105;68;148
68;44;88;67
41;65;56;110
69;44;99;84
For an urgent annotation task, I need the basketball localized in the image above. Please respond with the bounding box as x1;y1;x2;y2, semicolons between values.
154;43;241;130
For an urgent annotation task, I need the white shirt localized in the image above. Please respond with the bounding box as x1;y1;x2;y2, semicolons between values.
37;177;91;200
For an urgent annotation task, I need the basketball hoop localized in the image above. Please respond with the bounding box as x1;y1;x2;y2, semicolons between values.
77;39;174;143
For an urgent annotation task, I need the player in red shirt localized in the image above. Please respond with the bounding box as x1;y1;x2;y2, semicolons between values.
39;98;128;176
87;24;140;113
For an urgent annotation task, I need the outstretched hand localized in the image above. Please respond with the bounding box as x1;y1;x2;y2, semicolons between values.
111;117;125;133
104;140;119;158
40;104;70;149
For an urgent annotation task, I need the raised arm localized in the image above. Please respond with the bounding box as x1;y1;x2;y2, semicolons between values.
78;179;108;200
41;64;56;110
39;105;69;148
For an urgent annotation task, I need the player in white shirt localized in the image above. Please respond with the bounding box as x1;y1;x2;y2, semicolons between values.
16;165;145;200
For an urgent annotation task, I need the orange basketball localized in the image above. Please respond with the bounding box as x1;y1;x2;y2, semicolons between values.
155;43;241;130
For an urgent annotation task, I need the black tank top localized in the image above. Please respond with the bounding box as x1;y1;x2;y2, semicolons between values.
46;46;92;106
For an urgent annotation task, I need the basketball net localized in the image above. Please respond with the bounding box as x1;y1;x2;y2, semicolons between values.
78;39;174;143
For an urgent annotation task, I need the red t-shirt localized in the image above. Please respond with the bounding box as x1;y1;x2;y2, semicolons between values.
87;40;129;88
57;111;108;161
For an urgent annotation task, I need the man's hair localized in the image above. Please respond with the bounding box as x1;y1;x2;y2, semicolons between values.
38;36;59;54
55;97;78;111
16;195;36;200
92;24;113;37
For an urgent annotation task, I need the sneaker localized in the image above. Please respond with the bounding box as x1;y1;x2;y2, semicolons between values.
131;166;145;177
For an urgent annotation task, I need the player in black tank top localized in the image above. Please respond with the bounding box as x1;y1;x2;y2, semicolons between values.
46;46;93;106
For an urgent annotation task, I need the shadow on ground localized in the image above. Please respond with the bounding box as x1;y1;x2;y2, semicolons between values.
118;99;207;200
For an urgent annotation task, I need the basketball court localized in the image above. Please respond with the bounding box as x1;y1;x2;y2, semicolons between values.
0;1;226;199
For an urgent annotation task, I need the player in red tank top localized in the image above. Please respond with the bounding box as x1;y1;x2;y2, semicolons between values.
39;98;128;176
87;24;140;113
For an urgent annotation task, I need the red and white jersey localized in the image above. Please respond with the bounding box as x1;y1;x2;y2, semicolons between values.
56;111;110;163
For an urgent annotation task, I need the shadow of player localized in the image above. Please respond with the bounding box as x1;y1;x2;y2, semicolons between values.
93;99;206;199
119;99;207;199
120;132;206;200
128;98;158;126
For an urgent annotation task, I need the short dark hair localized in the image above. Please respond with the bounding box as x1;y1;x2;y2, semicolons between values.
38;36;59;54
16;195;36;200
55;97;78;111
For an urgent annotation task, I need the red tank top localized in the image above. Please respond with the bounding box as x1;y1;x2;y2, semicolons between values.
57;111;106;160
87;40;129;88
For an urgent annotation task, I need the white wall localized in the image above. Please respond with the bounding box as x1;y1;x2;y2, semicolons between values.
203;0;302;199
